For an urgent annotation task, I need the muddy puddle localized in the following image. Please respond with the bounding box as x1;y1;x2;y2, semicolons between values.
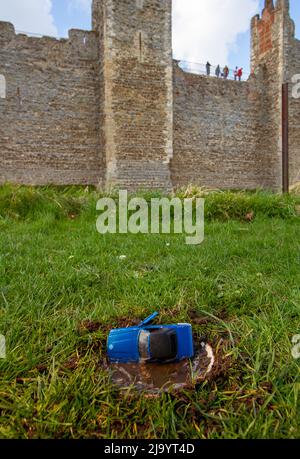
109;341;215;394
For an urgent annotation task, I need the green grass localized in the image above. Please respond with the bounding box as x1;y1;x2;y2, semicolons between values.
0;185;299;439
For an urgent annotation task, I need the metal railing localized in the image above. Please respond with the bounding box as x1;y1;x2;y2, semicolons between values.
177;60;250;81
15;29;59;38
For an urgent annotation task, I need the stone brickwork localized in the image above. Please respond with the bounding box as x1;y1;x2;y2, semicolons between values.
92;0;173;190
249;0;300;190
0;0;299;191
250;0;289;190
284;6;300;185
288;40;300;185
171;64;266;189
0;22;104;185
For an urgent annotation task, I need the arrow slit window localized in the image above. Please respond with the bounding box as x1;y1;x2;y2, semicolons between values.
0;75;6;99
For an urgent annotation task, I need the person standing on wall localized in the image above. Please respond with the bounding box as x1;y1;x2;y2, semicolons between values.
234;66;238;80
237;68;243;81
206;62;211;76
223;65;229;79
215;65;221;78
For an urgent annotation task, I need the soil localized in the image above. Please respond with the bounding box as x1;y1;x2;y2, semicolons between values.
73;315;234;395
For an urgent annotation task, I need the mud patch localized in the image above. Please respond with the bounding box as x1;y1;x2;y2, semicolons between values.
77;320;102;335
75;316;234;395
109;338;215;394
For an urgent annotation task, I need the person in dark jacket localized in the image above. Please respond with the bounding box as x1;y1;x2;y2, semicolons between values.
206;61;211;76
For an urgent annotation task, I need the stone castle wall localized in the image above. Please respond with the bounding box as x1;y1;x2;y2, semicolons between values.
92;0;173;191
0;0;299;191
287;34;300;184
250;1;285;191
0;22;104;186
171;64;269;190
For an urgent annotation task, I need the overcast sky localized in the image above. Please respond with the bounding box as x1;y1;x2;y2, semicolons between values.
0;0;299;73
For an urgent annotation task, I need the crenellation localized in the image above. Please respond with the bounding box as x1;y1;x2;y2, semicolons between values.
0;21;15;35
0;17;103;187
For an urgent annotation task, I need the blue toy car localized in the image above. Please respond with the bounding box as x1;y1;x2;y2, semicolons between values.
107;312;194;364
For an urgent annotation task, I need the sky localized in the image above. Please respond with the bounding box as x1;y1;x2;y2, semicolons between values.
0;0;299;74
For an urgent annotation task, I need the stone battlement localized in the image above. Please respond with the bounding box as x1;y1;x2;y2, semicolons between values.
0;0;299;190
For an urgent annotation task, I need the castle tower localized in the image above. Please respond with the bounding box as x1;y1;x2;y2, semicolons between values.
250;0;299;188
92;0;173;190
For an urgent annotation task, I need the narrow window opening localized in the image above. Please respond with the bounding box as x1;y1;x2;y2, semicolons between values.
139;31;143;62
0;75;6;99
16;87;22;107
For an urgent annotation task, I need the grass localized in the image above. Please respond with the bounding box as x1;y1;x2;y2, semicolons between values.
0;184;299;439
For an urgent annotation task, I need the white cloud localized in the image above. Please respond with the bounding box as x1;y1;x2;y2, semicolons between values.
173;0;259;66
0;0;259;63
74;0;259;67
0;0;58;36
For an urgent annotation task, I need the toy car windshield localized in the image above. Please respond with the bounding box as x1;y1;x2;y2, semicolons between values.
138;329;178;361
107;312;194;364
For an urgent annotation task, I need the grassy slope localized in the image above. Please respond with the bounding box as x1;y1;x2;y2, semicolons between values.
0;186;299;439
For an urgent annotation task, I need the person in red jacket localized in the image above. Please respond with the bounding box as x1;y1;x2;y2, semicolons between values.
237;68;243;81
